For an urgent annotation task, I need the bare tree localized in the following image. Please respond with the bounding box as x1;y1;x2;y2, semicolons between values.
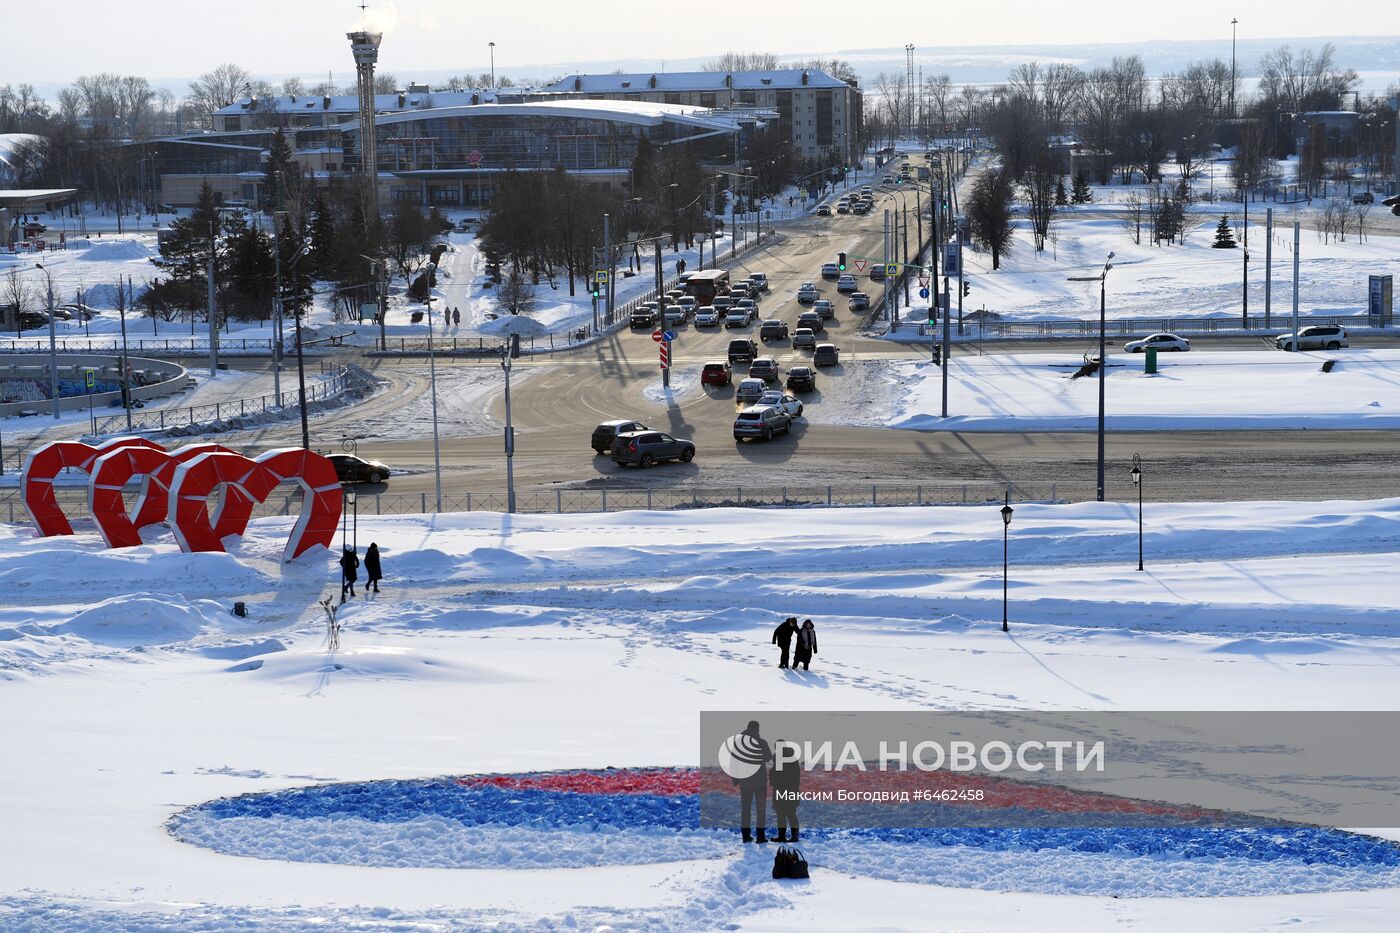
281;76;306;97
1257;44;1359;113
702;52;781;72
187;63;250;127
1120;191;1146;245
3;269;32;336
925;74;953;134
496;266;537;316
967;169;1015;269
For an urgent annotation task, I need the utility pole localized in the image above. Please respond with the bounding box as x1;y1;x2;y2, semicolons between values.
882;209;891;327
38;266;59;420
119;277;133;433
1291;221;1301;351
941;272;950;419
207;224;219;376
1264;207;1273;327
271;212;284;405
501;342;516;513
1242;181;1249;328
1230;18;1239;119
603;212;615;326
426;262;443;513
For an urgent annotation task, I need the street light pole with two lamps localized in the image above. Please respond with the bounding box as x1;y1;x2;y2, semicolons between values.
1067;252;1115;501
1131;453;1144;571
1000;493;1014;633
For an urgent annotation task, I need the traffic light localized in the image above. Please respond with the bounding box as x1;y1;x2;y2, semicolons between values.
961;281;971;298
838;252;847;272
591;282;601;298
932;345;942;366
927;306;937;326
510;333;521;359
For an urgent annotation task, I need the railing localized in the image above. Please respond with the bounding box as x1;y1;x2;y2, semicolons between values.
88;363;350;436
915;314;1381;340
0;482;1082;526
0;337;276;353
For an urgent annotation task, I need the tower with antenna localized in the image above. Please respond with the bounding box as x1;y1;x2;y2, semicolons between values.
347;15;382;215
905;45;916;140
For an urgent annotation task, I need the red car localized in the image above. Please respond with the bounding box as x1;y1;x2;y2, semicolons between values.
701;361;732;387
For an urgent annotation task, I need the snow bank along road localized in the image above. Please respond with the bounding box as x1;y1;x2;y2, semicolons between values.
2;497;1400;929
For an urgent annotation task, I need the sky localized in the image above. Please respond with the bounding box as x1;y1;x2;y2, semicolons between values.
6;0;1399;87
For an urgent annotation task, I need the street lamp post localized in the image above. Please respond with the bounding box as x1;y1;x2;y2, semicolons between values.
34;264;60;420
1067;252;1115;501
1000;493;1014;633
501;339;517;514
489;42;496;89
424;262;443;513
1130;453;1144;571
1230;18;1239;119
668;183;679;252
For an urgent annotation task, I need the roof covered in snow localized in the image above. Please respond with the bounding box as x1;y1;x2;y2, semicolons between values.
540;69;853;93
351;99;743;133
214;90;512;117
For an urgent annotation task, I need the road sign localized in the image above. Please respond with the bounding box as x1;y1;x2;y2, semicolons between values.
918;276;929;287
84;369;95;389
659;344;671;369
468;149;483;165
943;243;962;277
885;262;899;275
919;287;930;299
662;330;676;342
594;270;608;283
854;259;867;272
651;331;664;342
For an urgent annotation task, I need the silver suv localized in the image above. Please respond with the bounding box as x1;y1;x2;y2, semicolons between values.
733;405;792;441
1275;325;1348;351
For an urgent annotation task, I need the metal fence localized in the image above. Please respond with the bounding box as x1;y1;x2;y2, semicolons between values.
0;337;276;354
916;314;1380;340
89;363;350;436
0;481;1079;526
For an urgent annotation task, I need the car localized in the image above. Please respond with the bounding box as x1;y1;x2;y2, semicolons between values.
725;307;753;328
1124;333;1190;353
836;202;850;214
666;289;686;303
729;284;751;301
592;419;649;455
836;274;858;293
748;272;770;292
733;405;792;441
1353;192;1375;205
611;430;695;467
735;378;766;404
677;271;695;286
797;310;824;332
712;295;734;312
760;319;789;341
815;204;832;216
749;357;780;383
735;298;758;316
821;262;840;279
786;366;817;393
813;343;840;367
701;361;732;387
883;174;895;183
677;296;697;312
757;390;804;417
812;299;834;320
848;292;870;311
1275;324;1349;351
792;327;818;349
796;283;819;304
663;304;687;325
728;337;759;363
329;454;391;485
851;202;871;215
860;185;872;195
694;306;722;326
630;307;657;328
868;264;886;281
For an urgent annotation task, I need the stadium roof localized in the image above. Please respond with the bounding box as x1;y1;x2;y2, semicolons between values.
540;69;852;93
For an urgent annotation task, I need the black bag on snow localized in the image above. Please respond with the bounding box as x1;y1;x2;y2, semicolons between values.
772;845;810;879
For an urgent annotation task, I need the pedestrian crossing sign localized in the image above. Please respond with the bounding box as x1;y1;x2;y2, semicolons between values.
594;270;608;283
885;263;899;275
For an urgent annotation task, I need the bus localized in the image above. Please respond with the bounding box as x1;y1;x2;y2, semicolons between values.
685;269;730;307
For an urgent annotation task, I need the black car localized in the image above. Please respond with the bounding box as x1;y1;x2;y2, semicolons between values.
728;338;759;363
592;419;648;455
329;454;391;485
759;319;789;341
813;344;840;367
611;430;695;467
786;366;817;393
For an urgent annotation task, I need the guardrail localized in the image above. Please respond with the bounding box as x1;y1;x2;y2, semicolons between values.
0;337;278;353
0;481;1095;526
88;363;350;436
915;314;1381;340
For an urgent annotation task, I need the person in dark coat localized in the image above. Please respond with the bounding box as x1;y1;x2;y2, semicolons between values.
793;619;818;671
731;720;773;843
339;548;359;600
363;542;382;593
770;740;801;842
772;617;799;669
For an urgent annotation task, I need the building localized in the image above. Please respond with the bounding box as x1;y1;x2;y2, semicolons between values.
539;69;863;166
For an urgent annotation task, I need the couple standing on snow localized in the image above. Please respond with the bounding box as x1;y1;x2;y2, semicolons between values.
772;617;818;670
731;720;802;844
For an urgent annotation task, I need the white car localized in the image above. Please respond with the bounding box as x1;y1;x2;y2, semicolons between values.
791;327;818;349
724;307;754;328
796;283;819;304
836;274;857;293
663;304;687;325
694;306;721;327
1124;333;1190;353
757;390;805;417
735;378;767;404
821;262;840;279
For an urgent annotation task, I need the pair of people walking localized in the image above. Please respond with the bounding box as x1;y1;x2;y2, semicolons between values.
732;721;802;844
339;542;383;600
772;617;819;670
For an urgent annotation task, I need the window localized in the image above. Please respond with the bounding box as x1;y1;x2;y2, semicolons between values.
224;116;241;131
700;93;716;107
664;93;682;104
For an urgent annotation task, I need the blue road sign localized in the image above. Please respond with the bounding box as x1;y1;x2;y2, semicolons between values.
662;330;676;342
919;287;930;299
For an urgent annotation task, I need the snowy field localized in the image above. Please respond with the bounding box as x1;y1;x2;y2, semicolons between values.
3;497;1400;929
807;348;1400;432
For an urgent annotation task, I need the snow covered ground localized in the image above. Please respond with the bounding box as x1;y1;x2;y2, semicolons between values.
3;497;1400;929
807;348;1400;432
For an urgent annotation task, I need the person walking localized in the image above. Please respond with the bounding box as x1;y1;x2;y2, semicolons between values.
772;617;799;669
731;720;773;843
339;547;360;601
770;741;801;843
794;619;818;671
363;542;383;593
453;307;461;326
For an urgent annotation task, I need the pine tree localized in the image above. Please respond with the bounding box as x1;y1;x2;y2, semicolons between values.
1211;214;1237;249
1071;172;1092;204
631;134;656;194
306;187;337;279
153;180;220;288
265;128;295;213
1054;178;1068;207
